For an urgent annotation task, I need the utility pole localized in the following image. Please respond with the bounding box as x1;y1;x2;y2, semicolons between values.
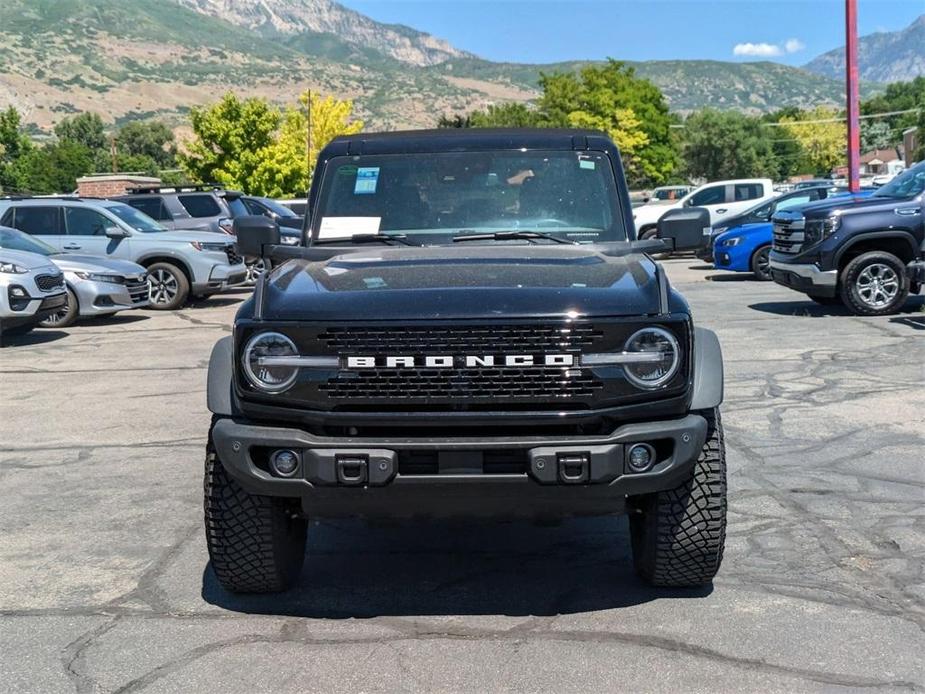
845;0;860;192
110;135;118;173
305;89;313;180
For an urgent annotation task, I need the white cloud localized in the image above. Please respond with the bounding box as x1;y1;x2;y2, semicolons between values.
732;37;805;58
733;42;783;57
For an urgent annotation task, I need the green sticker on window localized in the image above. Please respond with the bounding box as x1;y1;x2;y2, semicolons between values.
338;165;358;176
579;159;596;170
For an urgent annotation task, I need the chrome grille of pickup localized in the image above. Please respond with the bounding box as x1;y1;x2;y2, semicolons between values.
772;219;805;254
318;324;605;403
35;272;65;291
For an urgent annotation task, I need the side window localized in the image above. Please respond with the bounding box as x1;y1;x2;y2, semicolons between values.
243;199;268;216
64;207;112;236
177;194;221;218
734;183;763;201
0;209;13;227
125;196;171;221
775;194;813;212
225;197;249;217
689;186;725;206
751;201;773;219
10;206;63;235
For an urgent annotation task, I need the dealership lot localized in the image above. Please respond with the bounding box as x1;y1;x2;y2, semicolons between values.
1;260;923;693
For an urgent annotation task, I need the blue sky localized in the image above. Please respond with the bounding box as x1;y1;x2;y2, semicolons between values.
339;0;924;65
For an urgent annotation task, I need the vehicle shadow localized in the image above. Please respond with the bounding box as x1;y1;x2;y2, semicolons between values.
81;314;150;327
750;295;924;317
687;263;714;271
186;296;246;309
201;517;713;618
2;329;69;346
890;315;925;330
705;273;757;282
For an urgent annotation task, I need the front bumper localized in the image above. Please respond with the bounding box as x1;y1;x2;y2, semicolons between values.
210;414;708;519
769;259;838;297
71;277;149;316
193;263;247;293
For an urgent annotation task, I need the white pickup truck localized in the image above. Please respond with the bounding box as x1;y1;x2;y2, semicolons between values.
632;178;775;240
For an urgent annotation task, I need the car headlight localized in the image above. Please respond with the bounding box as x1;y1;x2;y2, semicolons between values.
242;332;299;393
0;262;28;274
280;235;301;246
804;215;840;247
190;241;231;252
719;237;742;247
622;327;681;389
74;271;124;283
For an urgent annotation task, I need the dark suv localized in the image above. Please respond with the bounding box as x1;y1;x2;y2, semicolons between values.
769;161;925;315
113;185;245;235
202;129;727;594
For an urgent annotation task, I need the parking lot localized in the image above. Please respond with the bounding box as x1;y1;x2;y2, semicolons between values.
1;259;923;693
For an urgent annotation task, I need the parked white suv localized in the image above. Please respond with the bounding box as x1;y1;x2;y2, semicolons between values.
633;179;775;240
0;248;67;344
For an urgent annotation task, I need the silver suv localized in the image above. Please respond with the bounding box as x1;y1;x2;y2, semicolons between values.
111;185;246;235
0;247;67;344
0;198;246;310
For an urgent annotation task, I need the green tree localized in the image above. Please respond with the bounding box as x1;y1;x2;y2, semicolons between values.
470;103;539;128
0;106;33;191
179;93;280;190
116;120;177;167
861;77;925;143
762;107;804;179
11;141;94;194
536;60;679;186
779;107;846;175
682;109;779;181
54;112;107;152
860;120;893;152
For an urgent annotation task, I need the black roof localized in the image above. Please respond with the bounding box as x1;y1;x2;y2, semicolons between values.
325;128;615;156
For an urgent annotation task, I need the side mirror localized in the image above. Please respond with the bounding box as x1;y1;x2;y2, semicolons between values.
105;226;129;239
234;215;280;258
656;207;711;252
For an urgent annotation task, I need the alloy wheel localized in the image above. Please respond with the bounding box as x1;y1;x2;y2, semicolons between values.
855;263;899;308
149;268;179;305
245;259;266;284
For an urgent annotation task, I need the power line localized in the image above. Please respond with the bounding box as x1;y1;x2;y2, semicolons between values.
669;107;921;129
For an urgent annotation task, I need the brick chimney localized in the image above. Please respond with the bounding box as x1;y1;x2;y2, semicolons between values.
76;174;162;198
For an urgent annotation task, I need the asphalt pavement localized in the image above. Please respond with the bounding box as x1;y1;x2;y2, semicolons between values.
1;260;923;693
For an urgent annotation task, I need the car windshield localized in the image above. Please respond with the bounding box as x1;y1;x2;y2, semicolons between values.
0;227;55;255
104;203;166;232
873;164;925;200
312;150;625;244
256;198;299;218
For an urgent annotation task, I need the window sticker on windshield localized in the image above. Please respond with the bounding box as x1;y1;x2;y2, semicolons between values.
354;167;380;194
318;216;381;238
579;159;596;170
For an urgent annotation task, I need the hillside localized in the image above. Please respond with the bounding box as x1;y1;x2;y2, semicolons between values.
804;14;925;83
0;0;891;133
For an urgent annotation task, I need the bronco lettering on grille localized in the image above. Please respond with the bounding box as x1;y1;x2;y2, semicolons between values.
345;354;575;369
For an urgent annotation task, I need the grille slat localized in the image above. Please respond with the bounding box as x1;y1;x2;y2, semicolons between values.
773;220;804;254
36;273;65;291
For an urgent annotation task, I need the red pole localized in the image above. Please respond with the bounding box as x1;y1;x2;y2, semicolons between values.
845;0;860;192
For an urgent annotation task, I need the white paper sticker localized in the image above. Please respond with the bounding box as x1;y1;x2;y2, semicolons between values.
318;217;382;238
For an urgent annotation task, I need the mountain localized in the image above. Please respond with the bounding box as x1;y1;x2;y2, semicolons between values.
174;0;471;66
804;14;925;83
0;0;889;134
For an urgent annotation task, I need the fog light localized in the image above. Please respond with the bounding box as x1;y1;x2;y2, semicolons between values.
270;449;300;477
627;444;655;473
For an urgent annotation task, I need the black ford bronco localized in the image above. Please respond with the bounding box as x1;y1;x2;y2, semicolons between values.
770;160;925;316
204;129;726;593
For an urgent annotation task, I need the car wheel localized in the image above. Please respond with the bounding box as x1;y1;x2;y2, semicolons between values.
245;259;266;284
750;245;772;281
204;421;307;593
839;251;909;316
639;227;658;241
39;287;79;328
630;408;726;587
146;262;190;310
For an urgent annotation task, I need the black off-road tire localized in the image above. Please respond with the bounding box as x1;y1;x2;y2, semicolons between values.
808;293;842;307
630;408;726;587
204;431;307;593
839;251;909;316
39;286;79;328
639;226;658;241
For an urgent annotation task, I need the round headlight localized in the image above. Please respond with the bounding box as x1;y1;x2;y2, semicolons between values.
242;332;299;393
622;327;680;389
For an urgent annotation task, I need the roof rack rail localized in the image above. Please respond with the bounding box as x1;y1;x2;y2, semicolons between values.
0;194;105;201
124;183;225;194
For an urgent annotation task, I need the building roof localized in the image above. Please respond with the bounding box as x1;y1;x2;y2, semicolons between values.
860;148;901;165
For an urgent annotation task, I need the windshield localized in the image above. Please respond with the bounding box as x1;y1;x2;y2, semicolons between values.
312;150;625;244
873;164;925;200
104;203;165;233
0;227;55;256
255;197;299;218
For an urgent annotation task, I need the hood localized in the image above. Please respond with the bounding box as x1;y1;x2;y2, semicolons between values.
260;245;667;321
0;248;59;273
136;229;234;244
51;254;147;277
716;221;772;242
793;193;898;219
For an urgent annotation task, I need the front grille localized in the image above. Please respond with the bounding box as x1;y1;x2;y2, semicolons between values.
320;324;603;354
772;220;804;254
127;278;149;304
225;244;242;265
36;273;65;292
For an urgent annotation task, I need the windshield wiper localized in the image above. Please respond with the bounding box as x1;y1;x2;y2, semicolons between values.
312;234;415;246
453;230;579;245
